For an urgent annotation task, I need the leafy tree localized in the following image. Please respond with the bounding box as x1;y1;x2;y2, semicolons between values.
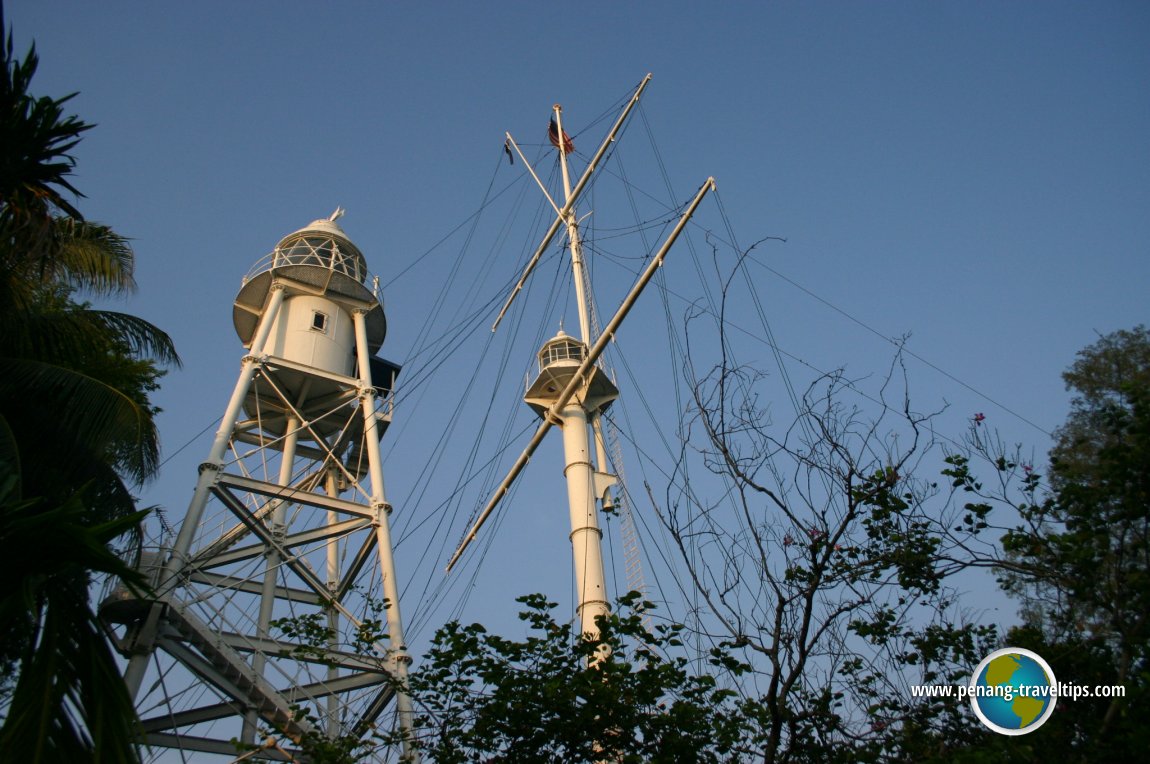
639;248;1002;762
260;263;1144;764
891;326;1150;761
992;327;1148;759
0;7;178;760
371;325;1150;763
383;593;756;763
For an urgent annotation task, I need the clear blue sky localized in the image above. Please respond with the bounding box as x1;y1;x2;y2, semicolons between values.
9;0;1149;655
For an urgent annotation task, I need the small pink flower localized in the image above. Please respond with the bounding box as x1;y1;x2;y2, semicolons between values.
973;412;986;425
783;534;794;546
1023;464;1033;474
834;544;843;552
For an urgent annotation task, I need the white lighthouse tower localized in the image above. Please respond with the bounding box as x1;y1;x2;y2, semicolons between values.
524;330;618;638
101;211;416;760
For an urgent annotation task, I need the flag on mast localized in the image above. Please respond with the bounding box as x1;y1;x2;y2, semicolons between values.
548;117;575;154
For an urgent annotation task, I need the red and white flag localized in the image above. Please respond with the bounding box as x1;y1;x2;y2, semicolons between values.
548;117;574;154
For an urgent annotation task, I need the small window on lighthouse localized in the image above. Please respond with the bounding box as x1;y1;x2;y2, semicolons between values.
311;311;329;333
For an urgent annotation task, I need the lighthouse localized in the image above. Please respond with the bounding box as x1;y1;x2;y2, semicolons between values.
525;330;619;639
101;211;416;760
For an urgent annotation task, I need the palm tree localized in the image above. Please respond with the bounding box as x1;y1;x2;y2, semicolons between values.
1;219;178;517
1;8;179;761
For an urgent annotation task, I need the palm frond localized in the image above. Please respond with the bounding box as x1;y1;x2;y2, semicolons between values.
0;358;162;485
1;218;139;313
1;24;92;223
49;219;137;296
0;303;179;372
0;481;146;763
89;310;180;367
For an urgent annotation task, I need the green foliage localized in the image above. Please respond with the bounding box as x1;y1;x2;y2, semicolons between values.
0;8;176;761
270;611;340;666
0;7;89;232
993;327;1149;759
0;469;148;762
0;8;177;510
232;706;375;764
668;343;1003;761
1053;325;1150;483
384;592;755;762
913;326;1150;762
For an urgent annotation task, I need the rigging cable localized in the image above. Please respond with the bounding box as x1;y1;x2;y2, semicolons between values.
393;145;586;634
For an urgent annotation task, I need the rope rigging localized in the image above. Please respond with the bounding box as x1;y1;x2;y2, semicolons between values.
144;82;1054;694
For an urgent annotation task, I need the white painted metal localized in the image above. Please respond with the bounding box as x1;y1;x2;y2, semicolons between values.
100;213;417;761
560;400;610;636
245;411;302;746
353;306;417;762
470;81;674;647
491;74;653;333
550;103;612;640
553;104;594;348
447;177;715;571
265;293;357;375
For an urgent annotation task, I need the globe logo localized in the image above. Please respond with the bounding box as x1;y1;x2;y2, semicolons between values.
969;647;1057;735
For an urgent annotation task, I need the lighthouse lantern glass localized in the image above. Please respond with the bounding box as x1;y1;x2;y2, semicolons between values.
273;234;365;282
540;337;586;371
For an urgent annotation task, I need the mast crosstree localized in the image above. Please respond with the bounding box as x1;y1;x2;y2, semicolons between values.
450;76;714;644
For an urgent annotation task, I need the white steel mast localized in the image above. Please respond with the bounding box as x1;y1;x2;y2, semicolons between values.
549;101;612;639
449;77;714;649
554;103;594;347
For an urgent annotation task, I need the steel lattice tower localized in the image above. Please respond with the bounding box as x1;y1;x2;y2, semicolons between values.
101;211;416;760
